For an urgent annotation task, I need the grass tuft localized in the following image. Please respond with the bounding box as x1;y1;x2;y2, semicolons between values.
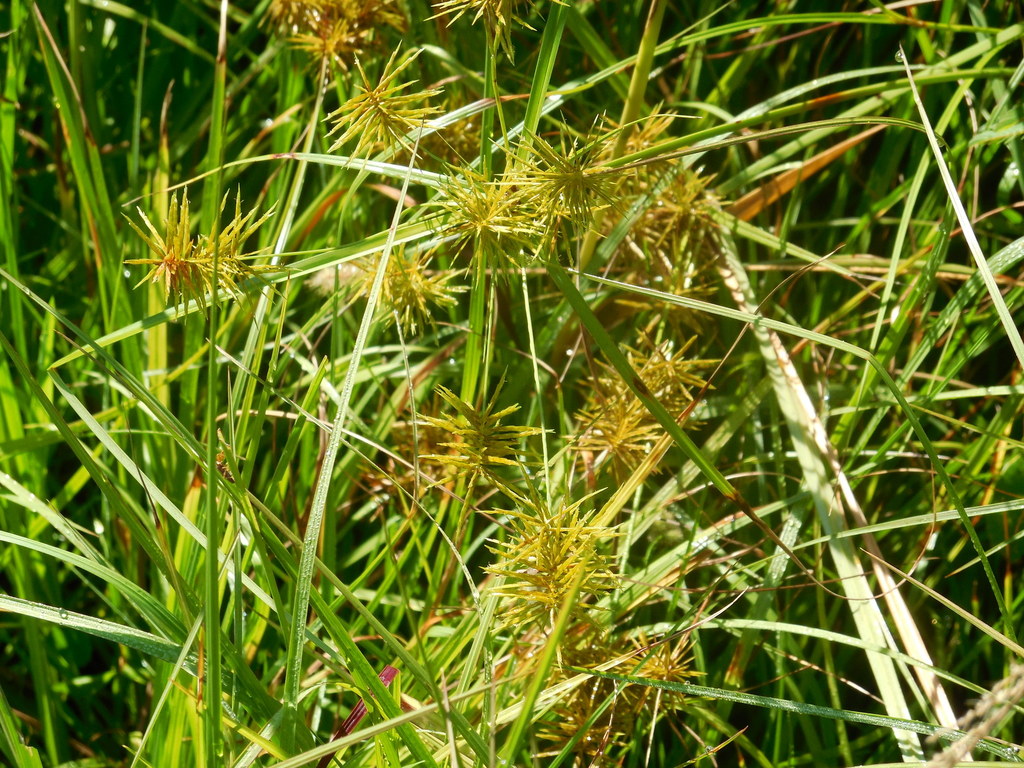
4;2;1024;767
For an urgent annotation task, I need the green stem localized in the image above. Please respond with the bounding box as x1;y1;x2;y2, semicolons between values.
202;2;230;762
579;0;666;272
513;1;569;165
460;249;488;406
480;39;497;180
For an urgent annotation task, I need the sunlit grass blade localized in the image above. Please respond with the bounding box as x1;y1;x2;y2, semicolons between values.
572;667;1023;763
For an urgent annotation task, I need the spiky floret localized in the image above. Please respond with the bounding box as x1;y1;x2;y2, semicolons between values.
626;169;718;294
435;166;545;267
267;0;329;30
537;635;635;764
125;191;275;313
419;382;542;500
536;631;697;765
624;630;698;714
575;337;711;476
125;193;204;309
350;248;465;335
486;495;618;631
603;110;720;303
431;0;543;60
268;0;405;65
326;48;442;156
517;130;626;237
575;395;662;476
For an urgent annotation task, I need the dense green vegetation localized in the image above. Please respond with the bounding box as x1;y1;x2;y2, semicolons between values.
3;1;1024;766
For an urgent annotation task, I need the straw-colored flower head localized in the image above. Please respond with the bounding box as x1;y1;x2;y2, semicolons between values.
326;48;442;157
125;190;275;313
